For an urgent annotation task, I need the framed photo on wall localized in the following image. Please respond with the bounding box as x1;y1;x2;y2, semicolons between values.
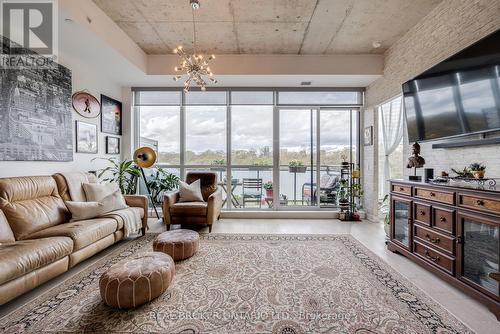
100;94;122;135
364;126;373;146
76;121;98;154
106;136;120;154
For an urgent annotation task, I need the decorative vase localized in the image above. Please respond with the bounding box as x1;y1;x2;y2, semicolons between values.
472;170;485;179
265;189;273;198
352;169;360;178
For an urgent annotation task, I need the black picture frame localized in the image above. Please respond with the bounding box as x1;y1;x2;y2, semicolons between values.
75;121;98;154
100;94;122;135
106;136;120;154
364;126;373;146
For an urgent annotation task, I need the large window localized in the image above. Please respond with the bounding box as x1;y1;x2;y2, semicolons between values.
185;106;226;165
135;89;362;210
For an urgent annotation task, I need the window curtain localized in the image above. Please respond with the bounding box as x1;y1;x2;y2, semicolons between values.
380;96;404;195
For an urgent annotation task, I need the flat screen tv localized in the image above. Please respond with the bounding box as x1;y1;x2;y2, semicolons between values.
403;29;500;143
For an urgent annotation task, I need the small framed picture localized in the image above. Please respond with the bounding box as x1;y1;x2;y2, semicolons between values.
76;121;98;154
364;126;373;146
106;136;120;154
100;94;122;135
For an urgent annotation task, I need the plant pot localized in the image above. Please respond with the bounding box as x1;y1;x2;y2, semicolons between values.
289;166;307;173
341;162;349;167
472;170;485;179
265;189;273;198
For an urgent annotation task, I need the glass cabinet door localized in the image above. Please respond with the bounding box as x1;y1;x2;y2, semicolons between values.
392;197;412;250
458;214;499;299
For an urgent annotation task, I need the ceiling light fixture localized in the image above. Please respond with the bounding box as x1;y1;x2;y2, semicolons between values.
173;0;217;92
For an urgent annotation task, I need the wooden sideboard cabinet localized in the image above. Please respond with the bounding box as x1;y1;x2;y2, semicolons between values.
387;180;500;320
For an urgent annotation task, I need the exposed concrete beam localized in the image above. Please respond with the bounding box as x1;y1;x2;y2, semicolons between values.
59;0;148;73
147;54;383;76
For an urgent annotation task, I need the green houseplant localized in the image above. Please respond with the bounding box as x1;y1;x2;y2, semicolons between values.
288;160;307;173
93;158;140;195
380;194;390;237
469;162;486;179
263;181;273;197
146;167;180;206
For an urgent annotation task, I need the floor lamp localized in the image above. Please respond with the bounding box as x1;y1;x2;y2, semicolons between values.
133;146;160;219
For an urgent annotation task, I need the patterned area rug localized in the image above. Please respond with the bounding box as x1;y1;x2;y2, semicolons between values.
0;234;471;333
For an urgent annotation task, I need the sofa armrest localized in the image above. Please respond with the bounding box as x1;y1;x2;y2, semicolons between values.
124;195;149;229
163;191;180;225
207;187;223;226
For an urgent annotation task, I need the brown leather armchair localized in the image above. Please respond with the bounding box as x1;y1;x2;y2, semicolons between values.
163;172;223;232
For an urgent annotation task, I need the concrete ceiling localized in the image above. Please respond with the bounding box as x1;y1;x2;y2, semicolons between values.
92;0;442;55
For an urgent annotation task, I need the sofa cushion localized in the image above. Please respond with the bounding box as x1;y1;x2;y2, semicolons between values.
83;182;119;202
0;210;15;244
26;218;118;251
179;179;205;202
0;176;70;240
0;236;73;285
170;202;208;216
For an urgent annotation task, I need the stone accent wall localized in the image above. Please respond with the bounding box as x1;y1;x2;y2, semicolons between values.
362;0;500;221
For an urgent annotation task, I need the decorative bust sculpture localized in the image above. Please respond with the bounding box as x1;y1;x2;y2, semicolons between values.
407;142;425;168
407;142;425;180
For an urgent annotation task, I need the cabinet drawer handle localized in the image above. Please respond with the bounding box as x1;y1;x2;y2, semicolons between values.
429;192;436;197
424;250;440;262
476;199;485;206
419;210;426;216
439;216;446;222
399;187;405;191
425;234;440;244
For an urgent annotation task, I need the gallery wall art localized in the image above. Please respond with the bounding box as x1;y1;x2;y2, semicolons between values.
0;36;73;161
101;94;122;135
105;136;120;154
76;121;98;154
72;91;100;118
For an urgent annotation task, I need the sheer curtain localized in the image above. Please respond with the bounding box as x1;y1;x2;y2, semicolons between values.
379;96;404;195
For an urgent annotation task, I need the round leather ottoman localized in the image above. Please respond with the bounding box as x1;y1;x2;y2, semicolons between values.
153;229;200;261
99;252;175;309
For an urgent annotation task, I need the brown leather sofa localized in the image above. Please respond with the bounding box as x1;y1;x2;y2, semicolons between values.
163;172;222;232
0;175;148;305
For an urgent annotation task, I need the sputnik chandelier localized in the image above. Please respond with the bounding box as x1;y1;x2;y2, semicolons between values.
173;0;218;92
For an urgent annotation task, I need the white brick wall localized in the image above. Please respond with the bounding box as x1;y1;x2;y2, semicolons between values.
362;0;500;220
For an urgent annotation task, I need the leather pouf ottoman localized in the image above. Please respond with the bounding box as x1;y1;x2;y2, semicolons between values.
99;252;175;309
153;229;200;261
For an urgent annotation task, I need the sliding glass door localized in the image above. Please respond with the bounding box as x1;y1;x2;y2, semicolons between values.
279;108;317;208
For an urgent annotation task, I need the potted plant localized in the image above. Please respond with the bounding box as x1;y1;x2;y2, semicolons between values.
469;162;486;179
93;158;140;194
210;159;226;171
146;167;180;206
380;194;390;237
263;181;273;198
288;160;307;173
337;179;350;207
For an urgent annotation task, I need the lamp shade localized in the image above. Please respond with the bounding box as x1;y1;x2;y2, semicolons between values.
133;147;156;168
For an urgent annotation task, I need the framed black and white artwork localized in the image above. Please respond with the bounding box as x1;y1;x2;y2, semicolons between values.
76;121;98;154
0;36;73;161
106;136;120;154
